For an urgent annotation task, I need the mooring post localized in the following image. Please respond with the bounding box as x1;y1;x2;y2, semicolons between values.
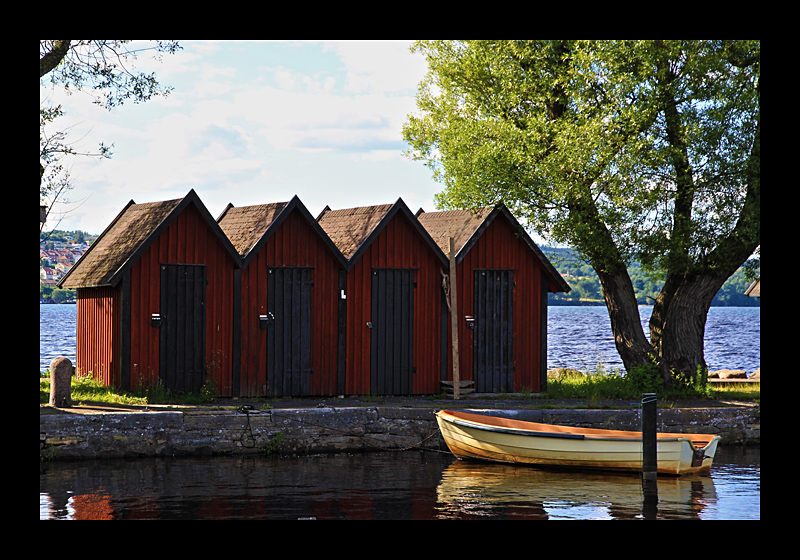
641;392;658;516
641;392;657;478
49;356;73;408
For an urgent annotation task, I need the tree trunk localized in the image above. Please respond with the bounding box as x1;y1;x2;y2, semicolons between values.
651;272;730;385
596;268;658;372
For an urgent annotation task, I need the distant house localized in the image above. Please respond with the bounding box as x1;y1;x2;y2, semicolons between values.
40;267;57;284
417;204;570;393
217;196;347;397
318;199;449;395
59;190;242;395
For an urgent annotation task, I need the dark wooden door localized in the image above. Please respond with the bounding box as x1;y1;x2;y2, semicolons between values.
266;267;313;397
160;264;207;394
370;268;415;395
473;269;514;393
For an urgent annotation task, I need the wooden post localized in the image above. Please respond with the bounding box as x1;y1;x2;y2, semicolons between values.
641;392;657;477
641;392;658;516
450;237;460;400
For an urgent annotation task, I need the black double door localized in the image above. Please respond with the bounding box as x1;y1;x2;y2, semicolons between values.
473;269;514;393
370;268;415;395
160;264;207;394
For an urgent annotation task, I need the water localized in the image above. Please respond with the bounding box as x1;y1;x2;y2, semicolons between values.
39;446;759;520
547;306;760;374
40;304;760;374
40;304;76;372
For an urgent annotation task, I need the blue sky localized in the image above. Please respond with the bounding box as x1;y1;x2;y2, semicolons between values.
40;40;441;235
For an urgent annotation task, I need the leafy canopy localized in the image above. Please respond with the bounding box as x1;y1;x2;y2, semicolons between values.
403;40;760;276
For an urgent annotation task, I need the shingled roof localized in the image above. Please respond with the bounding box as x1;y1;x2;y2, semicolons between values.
316;203;394;260
58;189;240;289
416;204;571;293
415;207;494;259
317;198;447;268
217;201;289;258
217;195;346;268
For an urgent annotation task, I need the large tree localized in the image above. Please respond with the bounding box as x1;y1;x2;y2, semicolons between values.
403;40;759;386
40;40;180;231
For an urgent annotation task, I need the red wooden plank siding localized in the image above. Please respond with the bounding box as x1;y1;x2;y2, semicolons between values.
75;287;120;386
344;212;444;395
238;208;342;396
127;204;237;396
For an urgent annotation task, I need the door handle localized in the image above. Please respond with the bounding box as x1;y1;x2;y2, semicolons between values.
259;311;275;330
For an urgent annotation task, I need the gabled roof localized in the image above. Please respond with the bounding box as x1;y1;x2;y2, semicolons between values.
744;278;760;297
317;198;448;269
416;204;570;293
58;189;242;289
216;195;346;269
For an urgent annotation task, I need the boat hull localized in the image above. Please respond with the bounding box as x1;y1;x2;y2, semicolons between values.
435;410;720;476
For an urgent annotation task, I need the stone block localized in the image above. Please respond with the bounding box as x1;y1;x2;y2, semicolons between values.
49;357;73;408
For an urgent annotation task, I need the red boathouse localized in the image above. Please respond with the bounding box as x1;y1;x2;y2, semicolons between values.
217;196;347;397
317;199;449;395
417;204;570;393
58;190;242;396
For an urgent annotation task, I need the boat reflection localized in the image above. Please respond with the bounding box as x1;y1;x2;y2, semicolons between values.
435;459;717;520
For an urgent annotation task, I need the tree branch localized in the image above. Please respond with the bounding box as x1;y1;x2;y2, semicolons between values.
40;40;72;78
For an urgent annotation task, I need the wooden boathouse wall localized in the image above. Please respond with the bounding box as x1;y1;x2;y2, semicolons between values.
74;287;119;388
318;200;448;395
60;190;242;397
217;196;347;397
417;205;570;393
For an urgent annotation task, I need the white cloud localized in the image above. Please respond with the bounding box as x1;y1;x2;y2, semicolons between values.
42;40;442;234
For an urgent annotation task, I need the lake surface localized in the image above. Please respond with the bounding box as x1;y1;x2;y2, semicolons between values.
39;446;759;520
548;305;759;374
40;304;760;374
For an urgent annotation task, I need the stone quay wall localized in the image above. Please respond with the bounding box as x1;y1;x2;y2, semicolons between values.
40;405;759;461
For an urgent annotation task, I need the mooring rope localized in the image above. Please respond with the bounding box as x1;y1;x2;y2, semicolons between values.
236;405;257;448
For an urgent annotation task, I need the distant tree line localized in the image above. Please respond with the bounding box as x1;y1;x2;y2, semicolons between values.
544;246;758;307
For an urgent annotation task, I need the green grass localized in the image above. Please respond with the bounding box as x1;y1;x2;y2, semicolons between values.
40;366;759;407
40;372;220;406
542;364;759;403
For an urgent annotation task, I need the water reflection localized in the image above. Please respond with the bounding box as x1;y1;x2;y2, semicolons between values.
40;447;758;520
436;461;715;520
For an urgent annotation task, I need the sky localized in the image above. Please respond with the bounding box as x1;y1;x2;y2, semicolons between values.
40;40;444;236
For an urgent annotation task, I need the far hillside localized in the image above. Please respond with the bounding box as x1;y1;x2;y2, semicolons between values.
542;246;759;307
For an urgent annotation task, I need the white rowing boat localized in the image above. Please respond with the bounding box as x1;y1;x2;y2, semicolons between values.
435;410;720;476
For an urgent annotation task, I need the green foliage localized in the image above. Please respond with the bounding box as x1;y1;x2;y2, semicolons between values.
624;363;664;395
403;39;759;288
544;245;759;306
261;432;286;455
545;371;635;400
544;365;718;401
